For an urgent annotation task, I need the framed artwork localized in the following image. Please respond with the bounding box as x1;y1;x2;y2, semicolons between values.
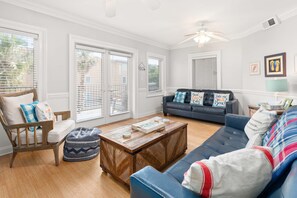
282;98;293;109
249;62;260;75
264;52;286;77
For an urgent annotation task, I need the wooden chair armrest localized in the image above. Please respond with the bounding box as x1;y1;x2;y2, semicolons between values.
54;111;71;120
6;120;54;146
6;120;54;130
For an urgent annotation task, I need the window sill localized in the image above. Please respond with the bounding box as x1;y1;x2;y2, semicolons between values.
147;92;164;98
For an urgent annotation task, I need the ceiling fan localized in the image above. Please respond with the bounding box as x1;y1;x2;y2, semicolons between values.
105;0;160;17
179;24;229;47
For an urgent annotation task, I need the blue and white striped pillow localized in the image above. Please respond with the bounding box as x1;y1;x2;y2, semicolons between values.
20;101;39;132
173;92;187;103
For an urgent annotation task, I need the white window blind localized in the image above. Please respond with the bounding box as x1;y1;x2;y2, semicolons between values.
75;44;103;122
148;57;162;92
0;27;39;93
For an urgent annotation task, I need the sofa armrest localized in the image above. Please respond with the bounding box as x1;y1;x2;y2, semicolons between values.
225;114;250;131
226;99;239;114
130;166;200;198
163;95;174;103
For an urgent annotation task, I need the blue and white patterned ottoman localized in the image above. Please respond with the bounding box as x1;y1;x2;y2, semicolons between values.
63;127;101;162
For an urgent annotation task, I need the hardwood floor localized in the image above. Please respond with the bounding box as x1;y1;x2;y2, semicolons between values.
0;114;221;198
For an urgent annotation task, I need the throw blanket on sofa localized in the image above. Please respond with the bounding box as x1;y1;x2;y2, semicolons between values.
263;106;297;185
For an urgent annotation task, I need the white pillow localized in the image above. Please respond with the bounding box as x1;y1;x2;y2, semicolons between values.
212;93;230;108
190;92;204;106
245;134;262;148
2;93;34;125
35;101;56;122
182;147;273;198
244;106;277;139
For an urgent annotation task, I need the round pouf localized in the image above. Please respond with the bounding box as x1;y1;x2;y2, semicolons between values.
63;127;101;162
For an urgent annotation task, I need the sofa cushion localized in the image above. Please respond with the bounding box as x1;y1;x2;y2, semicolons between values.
173;92;187;103
212;93;230;108
190;92;204;106
192;106;226;115
166;102;191;111
165;126;248;183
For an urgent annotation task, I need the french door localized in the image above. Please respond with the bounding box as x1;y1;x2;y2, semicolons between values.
75;44;132;125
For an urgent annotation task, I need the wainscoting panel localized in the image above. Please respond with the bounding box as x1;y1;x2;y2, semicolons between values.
47;92;70;112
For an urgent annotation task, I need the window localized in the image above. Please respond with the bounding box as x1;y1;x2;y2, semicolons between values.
75;44;103;122
0;28;39;93
147;55;164;93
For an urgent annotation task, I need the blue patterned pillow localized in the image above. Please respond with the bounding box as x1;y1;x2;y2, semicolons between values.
173;92;187;103
20;101;39;132
212;93;230;108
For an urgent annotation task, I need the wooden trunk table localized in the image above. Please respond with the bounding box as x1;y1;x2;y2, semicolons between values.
99;120;187;186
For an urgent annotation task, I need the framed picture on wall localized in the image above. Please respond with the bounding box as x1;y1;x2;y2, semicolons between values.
249;62;260;75
264;52;286;77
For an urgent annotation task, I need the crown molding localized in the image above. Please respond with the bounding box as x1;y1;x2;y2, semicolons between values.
0;0;170;50
170;6;297;50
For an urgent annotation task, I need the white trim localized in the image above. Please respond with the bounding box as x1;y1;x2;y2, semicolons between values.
146;52;167;97
69;34;138;122
0;145;12;156
0;18;47;100
188;51;222;89
136;110;162;119
47;92;69;100
0;0;169;50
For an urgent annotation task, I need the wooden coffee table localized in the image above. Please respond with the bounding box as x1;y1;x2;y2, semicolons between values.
99;120;187;186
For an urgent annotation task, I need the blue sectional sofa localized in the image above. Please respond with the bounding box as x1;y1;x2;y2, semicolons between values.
130;114;297;198
163;89;239;124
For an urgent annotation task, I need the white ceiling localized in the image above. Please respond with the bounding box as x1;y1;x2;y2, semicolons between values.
7;0;297;48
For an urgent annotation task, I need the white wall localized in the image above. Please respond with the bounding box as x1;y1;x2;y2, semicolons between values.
0;2;169;155
168;15;297;115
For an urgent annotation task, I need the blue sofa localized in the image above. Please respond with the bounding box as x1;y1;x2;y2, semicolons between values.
130;114;297;198
163;89;239;124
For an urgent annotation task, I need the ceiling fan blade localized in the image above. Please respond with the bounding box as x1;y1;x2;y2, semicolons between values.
184;33;198;37
178;34;198;45
105;0;116;17
141;0;160;11
205;32;229;42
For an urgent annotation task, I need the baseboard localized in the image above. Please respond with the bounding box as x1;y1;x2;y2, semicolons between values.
135;110;162;119
0;145;12;156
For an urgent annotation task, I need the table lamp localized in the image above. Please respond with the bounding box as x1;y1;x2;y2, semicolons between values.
266;78;288;102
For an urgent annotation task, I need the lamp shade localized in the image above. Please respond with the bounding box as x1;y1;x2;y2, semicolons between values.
266;79;288;92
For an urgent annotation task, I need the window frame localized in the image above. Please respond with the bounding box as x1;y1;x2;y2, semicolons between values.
0;18;47;100
146;52;166;97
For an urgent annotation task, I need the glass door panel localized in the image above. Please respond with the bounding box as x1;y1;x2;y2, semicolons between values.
75;47;103;122
109;55;129;116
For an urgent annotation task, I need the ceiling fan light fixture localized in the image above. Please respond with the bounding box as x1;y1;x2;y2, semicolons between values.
193;34;211;44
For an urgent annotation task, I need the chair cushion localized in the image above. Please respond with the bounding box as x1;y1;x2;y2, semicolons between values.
166;102;191;111
2;93;34;126
14;119;75;144
192;106;226;115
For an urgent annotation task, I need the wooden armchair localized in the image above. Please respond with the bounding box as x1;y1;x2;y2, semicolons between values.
0;89;75;167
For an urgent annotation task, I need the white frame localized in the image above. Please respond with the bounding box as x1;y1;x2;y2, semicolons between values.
146;52;166;97
0;18;47;100
69;35;138;123
249;62;261;75
188;51;222;89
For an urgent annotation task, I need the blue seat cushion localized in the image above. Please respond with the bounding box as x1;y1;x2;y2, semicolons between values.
165;126;248;183
192;106;226;115
166;102;191;111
